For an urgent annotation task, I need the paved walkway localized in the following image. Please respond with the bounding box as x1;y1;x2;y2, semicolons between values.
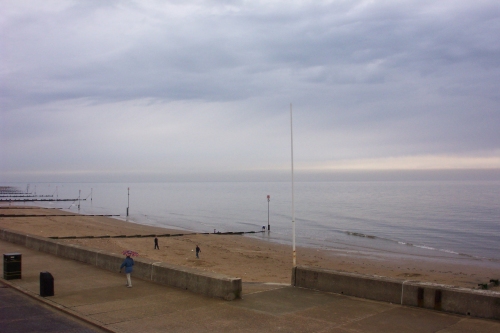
1;239;499;332
0;285;106;333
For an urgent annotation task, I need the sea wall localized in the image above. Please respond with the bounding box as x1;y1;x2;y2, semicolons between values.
293;266;500;320
0;228;241;300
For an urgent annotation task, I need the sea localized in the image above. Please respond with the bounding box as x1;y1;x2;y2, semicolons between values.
2;181;499;268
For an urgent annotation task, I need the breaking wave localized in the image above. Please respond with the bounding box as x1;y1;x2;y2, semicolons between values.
345;230;480;260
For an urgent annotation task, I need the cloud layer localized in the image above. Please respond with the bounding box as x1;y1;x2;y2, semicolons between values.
1;1;500;182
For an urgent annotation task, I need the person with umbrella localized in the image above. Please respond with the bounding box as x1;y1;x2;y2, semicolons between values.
120;250;138;288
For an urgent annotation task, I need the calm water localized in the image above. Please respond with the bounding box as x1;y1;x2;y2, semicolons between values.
3;181;500;266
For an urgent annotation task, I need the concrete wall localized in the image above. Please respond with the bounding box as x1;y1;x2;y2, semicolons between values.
0;228;241;300
25;235;58;255
1;229;27;246
293;266;402;304
56;243;100;266
151;262;241;300
293;266;500;320
96;252;123;272
402;281;500;319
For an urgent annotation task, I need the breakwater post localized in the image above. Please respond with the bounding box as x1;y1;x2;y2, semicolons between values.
126;187;130;217
267;194;270;231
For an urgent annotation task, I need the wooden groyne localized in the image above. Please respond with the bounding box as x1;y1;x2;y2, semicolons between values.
0;207;63;209
0;214;120;217
0;198;86;202
48;230;266;240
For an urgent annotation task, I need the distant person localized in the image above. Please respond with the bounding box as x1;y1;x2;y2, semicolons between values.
154;237;159;250
196;245;201;259
262;226;265;232
119;255;134;288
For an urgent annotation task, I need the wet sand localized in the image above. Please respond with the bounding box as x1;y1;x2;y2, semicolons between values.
1;206;499;290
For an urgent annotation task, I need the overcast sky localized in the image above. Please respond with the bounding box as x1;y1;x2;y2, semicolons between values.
1;0;500;182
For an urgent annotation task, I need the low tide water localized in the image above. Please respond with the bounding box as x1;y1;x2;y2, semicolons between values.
3;181;500;267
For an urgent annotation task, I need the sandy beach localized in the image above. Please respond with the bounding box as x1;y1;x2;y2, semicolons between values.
1;206;499;290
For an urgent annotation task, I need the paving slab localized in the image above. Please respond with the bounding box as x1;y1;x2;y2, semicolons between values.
231;286;340;315
438;318;500;333
1;238;499;332
0;285;105;333
292;295;396;326
339;306;461;333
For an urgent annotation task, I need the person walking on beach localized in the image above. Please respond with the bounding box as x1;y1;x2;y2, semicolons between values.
154;237;159;249
120;255;134;287
196;245;201;259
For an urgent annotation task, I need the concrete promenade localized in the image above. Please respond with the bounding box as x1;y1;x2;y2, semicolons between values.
1;239;499;333
0;285;106;333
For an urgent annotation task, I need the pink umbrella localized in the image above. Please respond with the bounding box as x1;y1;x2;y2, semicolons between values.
122;250;139;257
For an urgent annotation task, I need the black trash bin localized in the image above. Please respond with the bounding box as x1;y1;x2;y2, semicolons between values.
3;253;21;280
40;272;54;297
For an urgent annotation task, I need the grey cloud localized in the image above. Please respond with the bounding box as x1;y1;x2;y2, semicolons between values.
4;1;499;106
1;0;499;181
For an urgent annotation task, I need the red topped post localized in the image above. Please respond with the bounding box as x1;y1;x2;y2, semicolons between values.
267;195;270;231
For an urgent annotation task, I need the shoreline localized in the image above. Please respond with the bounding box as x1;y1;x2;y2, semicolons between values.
111;207;500;272
1;206;499;290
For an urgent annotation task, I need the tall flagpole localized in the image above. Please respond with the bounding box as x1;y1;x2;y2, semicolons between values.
290;103;296;267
